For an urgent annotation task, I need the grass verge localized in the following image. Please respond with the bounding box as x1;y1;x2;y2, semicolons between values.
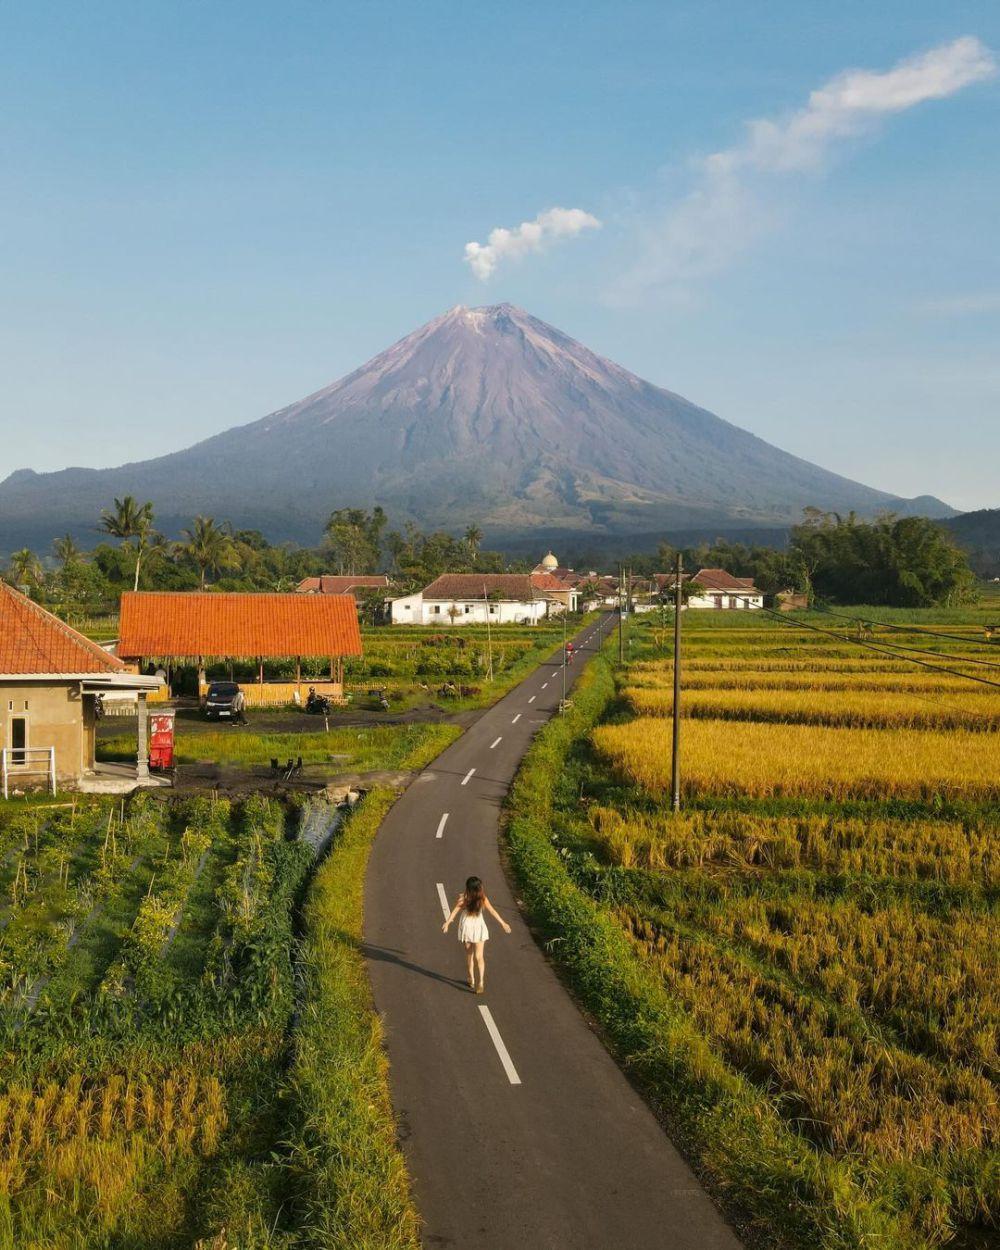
286;789;420;1249
98;722;459;772
502;649;931;1250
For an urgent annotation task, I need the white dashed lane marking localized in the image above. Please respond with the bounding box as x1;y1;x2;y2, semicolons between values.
462;768;476;786
479;1005;522;1085
435;813;449;839
511;714;521;724
436;883;450;919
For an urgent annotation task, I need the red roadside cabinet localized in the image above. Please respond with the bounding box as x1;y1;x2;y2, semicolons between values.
149;709;176;771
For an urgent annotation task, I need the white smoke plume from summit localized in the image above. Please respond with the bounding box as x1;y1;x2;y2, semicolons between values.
465;207;601;280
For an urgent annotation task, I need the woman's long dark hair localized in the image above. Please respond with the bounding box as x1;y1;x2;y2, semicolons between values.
463;876;485;915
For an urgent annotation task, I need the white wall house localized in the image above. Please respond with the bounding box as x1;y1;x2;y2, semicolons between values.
686;568;763;610
390;574;576;625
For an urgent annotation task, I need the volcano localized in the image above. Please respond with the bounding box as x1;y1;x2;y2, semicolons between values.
0;303;953;549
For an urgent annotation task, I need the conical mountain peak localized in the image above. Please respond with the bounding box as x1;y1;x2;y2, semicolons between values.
0;304;953;548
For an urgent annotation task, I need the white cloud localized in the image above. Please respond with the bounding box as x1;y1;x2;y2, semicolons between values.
616;36;995;300
916;292;1000;316
464;206;601;280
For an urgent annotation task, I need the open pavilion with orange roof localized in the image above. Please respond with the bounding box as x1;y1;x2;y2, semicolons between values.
116;591;364;706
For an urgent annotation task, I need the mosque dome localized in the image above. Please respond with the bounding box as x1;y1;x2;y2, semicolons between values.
540;551;559;571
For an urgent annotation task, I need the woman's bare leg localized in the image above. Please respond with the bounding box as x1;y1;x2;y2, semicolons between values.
474;941;486;990
465;942;476;988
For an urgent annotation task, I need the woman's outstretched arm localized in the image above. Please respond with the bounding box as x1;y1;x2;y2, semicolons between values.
483;897;512;933
442;894;465;933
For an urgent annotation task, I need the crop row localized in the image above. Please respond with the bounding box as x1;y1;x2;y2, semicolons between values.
631;661;999;693
592;716;1000;800
624;683;1000;731
586;804;1000;886
620;904;998;1175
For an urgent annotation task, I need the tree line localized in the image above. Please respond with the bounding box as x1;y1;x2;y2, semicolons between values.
1;500;528;613
646;509;978;607
2;499;977;612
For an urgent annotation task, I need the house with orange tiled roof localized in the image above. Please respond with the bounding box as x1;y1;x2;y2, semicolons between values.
1;580;162;795
296;574;391;595
117;591;363;706
686;568;763;610
389;573;578;625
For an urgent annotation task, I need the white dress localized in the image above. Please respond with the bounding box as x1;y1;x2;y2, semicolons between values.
457;906;489;943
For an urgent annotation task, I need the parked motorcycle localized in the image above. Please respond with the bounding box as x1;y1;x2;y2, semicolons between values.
305;687;333;715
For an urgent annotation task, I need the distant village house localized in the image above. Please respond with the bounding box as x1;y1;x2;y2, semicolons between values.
686;568;763;610
295;574;391;595
390;572;578;625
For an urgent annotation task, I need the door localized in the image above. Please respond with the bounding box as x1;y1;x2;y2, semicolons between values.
10;716;27;766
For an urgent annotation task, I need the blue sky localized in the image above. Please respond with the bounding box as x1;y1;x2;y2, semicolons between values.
1;1;997;510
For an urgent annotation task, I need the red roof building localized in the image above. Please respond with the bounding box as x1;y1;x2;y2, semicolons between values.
1;581;125;676
690;568;759;592
389;573;578;625
296;574;391;595
687;568;763;609
118;592;363;661
1;581;161;794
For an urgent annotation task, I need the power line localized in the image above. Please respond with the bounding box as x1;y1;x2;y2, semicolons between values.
763;607;1000;689
809;613;1000;672
810;603;1000;652
702;592;1000;693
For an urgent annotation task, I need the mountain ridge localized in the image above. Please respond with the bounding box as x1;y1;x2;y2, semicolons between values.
0;303;955;550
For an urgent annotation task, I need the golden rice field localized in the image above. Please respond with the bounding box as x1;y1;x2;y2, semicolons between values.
569;610;1000;1245
633;659;999;692
624;684;1000;731
586;804;1000;885
594;715;1000;799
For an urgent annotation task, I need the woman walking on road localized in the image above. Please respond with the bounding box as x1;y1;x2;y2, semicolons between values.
442;876;511;993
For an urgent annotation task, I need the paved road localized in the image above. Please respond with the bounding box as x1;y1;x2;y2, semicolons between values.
364;618;742;1250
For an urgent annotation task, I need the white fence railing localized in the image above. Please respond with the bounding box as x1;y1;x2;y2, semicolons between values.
1;746;56;799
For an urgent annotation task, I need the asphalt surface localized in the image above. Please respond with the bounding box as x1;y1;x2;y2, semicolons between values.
364;617;743;1250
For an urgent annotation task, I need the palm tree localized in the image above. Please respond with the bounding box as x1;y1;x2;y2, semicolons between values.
52;534;83;567
180;516;239;588
99;496;154;591
8;548;43;591
464;525;483;564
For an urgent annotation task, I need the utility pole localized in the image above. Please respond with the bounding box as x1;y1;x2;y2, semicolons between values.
561;604;568;711
671;552;683;812
618;564;625;663
483;584;494;681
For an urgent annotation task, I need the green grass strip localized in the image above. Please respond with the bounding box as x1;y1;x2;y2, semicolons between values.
502;651;932;1250
288;790;420;1250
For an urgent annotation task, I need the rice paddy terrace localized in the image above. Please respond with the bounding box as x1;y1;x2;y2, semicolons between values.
0;791;411;1248
510;602;1000;1249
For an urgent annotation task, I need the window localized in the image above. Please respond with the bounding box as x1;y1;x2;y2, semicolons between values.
463;604;472;614
431;604;441;614
489;605;498;615
10;716;27;766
